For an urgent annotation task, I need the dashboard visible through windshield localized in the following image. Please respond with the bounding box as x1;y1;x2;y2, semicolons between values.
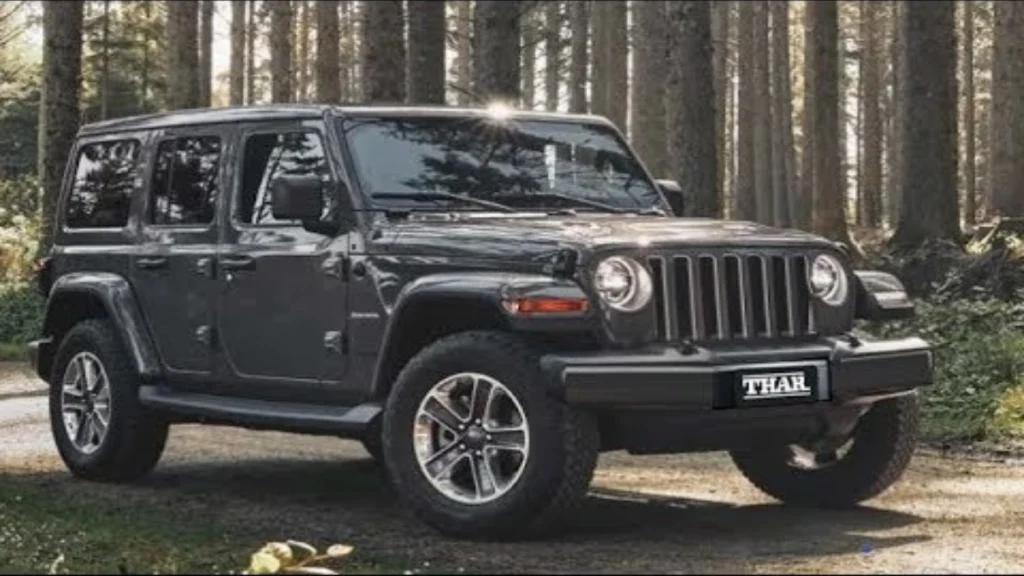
338;114;664;213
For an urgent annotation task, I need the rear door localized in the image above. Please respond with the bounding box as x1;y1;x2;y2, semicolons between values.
131;126;229;387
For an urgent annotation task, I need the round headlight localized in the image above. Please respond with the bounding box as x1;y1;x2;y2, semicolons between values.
593;256;652;312
809;254;849;306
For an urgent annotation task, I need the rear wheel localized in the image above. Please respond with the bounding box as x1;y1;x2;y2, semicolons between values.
730;394;920;507
49;319;169;482
382;331;598;539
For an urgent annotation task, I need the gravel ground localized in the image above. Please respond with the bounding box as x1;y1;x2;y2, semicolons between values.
0;361;45;399
3;391;1024;573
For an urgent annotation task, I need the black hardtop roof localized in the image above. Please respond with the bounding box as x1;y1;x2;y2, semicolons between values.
77;104;613;137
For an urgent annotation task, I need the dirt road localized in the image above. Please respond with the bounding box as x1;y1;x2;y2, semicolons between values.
3;392;1023;574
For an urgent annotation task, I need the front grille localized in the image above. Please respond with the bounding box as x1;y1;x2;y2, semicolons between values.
649;252;814;342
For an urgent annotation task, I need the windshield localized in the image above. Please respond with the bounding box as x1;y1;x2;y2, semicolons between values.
338;115;664;213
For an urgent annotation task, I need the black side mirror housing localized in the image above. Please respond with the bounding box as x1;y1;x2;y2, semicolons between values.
270;175;338;235
656;179;685;216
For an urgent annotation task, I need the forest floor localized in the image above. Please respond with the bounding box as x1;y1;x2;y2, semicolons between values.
3;386;1024;574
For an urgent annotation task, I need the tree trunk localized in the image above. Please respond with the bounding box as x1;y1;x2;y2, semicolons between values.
809;1;854;243
631;0;667;176
770;0;794;228
453;1;473;105
246;0;256;104
989;1;1024;217
363;0;406;102
734;1;756;221
963;0;975;225
753;1;772;224
712;1;729;210
521;11;536;108
407;0;446;104
568;0;588;113
230;0;246;106
39;0;84;256
605;1;628;130
861;0;882;228
666;2;718;218
544;1;561;111
339;1;353;101
797;1;815;230
199;0;213;105
100;0;110;120
269;0;292;102
590;2;607;117
168;0;200;109
297;1;312;101
891;0;958;247
315;0;340;103
887;0;904;228
141;1;151;111
473;0;520;102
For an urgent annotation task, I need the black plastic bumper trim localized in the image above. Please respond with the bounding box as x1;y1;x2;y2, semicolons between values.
541;336;932;408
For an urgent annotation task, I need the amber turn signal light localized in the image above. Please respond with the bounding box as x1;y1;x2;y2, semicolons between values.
502;297;590;315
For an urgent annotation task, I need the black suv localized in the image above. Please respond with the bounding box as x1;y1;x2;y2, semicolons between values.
30;105;932;538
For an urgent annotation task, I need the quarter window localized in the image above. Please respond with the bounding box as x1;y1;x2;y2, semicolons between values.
148;136;222;226
64;139;140;229
237;132;333;225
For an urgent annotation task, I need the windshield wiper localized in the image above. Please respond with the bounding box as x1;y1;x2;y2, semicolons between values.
499;191;626;214
372;191;515;213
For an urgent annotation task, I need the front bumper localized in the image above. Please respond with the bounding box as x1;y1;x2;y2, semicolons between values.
540;336;932;410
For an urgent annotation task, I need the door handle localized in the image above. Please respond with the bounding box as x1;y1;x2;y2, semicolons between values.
136;256;168;270
219;255;256;271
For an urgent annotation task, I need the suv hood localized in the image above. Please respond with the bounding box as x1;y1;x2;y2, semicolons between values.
374;214;837;261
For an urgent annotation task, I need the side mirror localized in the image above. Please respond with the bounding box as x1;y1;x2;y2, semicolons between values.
271;175;323;221
270;175;340;235
656;179;685;217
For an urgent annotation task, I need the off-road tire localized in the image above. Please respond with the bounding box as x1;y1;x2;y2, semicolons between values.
49;319;169;482
730;394;920;507
382;330;599;540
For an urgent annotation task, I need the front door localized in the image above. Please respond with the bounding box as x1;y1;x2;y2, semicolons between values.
132;128;226;386
215;122;349;399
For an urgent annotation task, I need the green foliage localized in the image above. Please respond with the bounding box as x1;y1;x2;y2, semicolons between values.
990;385;1024;438
0;283;43;346
863;295;1024;441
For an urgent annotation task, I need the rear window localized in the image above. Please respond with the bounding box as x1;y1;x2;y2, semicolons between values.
64;139;140;229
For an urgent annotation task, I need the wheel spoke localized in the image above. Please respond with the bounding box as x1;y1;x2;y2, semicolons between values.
468;376;493;423
62;397;87;414
89;412;106;443
75;413;92;447
93;405;110;429
467;454;495;500
485;426;527;453
82;357;99;392
422;395;465;433
423;440;465;479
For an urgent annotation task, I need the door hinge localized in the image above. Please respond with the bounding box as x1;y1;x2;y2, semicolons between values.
324;330;345;354
321;255;349;281
195;325;213;347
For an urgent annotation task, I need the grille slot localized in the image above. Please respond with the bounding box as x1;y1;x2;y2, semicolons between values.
648;252;815;342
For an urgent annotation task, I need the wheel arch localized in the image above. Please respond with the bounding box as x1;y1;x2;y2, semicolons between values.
36;272;161;383
368;272;594;401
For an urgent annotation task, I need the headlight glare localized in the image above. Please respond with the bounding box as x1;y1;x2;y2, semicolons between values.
593;256;652;312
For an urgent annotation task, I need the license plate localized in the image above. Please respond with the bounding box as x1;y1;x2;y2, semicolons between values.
733;365;820;407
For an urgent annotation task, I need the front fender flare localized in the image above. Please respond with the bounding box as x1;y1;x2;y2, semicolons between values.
37;272;161;382
369;272;594;399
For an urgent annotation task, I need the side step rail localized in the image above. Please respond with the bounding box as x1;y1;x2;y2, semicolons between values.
138;385;381;436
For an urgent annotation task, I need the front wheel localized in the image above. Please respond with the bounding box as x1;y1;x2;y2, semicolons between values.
730;394;920;507
382;331;599;540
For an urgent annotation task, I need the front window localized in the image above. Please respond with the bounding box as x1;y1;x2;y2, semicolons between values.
339;115;663;213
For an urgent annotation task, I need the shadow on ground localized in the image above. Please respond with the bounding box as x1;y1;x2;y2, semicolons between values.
14;453;930;573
